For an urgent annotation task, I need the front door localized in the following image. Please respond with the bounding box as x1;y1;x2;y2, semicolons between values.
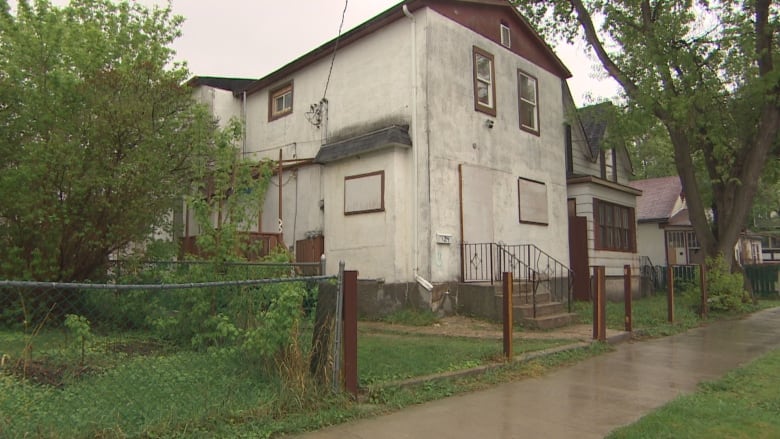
568;215;590;301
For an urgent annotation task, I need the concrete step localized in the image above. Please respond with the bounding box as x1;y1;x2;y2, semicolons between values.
505;291;553;305
520;313;579;330
512;301;565;319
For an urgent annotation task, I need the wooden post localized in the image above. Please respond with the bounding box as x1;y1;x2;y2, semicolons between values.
624;264;632;332
593;266;606;341
342;270;358;398
699;264;708;318
502;272;513;360
667;265;675;323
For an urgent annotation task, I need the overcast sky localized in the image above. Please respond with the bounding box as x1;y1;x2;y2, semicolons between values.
162;0;619;106
13;0;619;106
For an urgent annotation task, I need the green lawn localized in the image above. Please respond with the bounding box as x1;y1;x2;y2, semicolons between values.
573;293;780;338
0;328;572;438
607;348;780;439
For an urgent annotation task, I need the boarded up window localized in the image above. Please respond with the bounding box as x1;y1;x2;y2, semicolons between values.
344;171;384;215
518;177;548;225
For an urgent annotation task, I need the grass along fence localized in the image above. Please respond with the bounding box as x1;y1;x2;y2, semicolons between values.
0;262;338;438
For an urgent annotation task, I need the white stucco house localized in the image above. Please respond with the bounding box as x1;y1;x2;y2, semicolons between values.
184;0;590;308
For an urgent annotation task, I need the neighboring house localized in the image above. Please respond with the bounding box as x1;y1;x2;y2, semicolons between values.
629;176;693;268
185;0;577;307
564;97;642;299
629;176;762;271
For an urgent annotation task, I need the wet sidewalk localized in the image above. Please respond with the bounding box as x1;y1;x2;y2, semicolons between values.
295;307;780;439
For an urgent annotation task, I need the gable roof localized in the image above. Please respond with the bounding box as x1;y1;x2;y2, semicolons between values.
240;0;571;97
578;102;612;159
629;175;683;222
186;76;257;93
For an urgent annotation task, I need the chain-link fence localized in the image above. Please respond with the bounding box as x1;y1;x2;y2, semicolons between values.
0;260;341;438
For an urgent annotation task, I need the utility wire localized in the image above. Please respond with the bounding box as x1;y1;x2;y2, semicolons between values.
322;0;348;101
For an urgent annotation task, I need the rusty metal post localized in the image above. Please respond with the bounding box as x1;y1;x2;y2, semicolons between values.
667;265;675;323
699;264;708;318
502;272;513;360
624;264;632;332
342;270;358;398
592;266;606;341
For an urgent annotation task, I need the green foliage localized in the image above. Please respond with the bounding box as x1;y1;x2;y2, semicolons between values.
516;0;780;262
186;117;274;261
704;255;750;312
64;314;92;365
0;0;215;283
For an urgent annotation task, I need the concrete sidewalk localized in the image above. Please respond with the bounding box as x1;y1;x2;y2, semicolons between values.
295;307;780;439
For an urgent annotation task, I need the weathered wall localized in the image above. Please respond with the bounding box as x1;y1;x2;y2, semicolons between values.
321;147;412;282
422;10;571;283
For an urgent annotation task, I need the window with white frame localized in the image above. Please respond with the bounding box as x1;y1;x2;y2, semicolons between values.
518;70;539;134
472;46;496;116
500;24;511;48
268;81;293;121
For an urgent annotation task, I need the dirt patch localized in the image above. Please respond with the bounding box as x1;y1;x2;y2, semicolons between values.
6;359;97;388
360;315;602;341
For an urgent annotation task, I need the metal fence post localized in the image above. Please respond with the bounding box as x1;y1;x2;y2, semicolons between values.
331;261;344;392
502;272;513;360
320;254;326;276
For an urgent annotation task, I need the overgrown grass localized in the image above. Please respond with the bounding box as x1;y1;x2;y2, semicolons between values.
358;332;573;386
573;292;780;338
0;328;577;437
607;348;780;439
214;342;614;438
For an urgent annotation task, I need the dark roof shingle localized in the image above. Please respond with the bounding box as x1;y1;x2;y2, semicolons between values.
315;125;411;164
629;176;682;222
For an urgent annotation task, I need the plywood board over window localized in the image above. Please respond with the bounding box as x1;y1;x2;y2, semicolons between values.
344;171;384;215
518;177;548;225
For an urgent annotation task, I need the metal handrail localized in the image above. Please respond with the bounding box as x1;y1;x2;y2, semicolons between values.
461;242;574;314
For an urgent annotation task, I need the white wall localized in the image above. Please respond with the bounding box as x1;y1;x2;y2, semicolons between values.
321;147;412;281
422;10;570;282
243;18;414;163
193;86;242;128
636;222;666;267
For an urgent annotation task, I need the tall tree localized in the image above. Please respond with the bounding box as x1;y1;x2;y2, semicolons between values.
518;0;780;268
0;0;214;281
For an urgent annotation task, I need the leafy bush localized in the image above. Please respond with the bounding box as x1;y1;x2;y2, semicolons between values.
705;255;750;312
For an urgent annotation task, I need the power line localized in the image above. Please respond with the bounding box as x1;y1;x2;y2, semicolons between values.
322;0;348;101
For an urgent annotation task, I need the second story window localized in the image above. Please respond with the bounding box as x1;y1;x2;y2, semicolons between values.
518;70;539;134
269;81;293;121
473;46;496;116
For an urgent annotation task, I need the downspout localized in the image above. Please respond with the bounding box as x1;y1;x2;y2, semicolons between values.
403;4;420;282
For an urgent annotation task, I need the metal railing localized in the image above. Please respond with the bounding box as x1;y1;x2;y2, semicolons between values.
461;243;574;313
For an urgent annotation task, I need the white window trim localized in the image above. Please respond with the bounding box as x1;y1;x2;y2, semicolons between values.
518;70;539;134
500;24;511;48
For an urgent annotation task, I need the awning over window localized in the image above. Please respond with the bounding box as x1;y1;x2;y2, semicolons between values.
314;125;411;164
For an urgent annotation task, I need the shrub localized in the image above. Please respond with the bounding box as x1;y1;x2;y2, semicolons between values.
705;255;750;312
